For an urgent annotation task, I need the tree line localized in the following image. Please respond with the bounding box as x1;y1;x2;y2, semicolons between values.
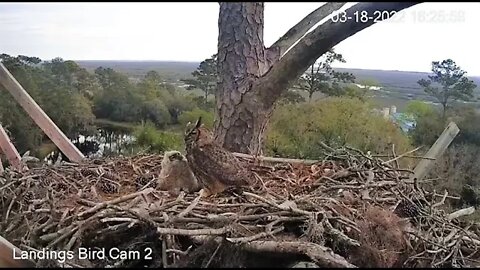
0;54;207;154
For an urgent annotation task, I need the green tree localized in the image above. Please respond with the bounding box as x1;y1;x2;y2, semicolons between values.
266;97;412;159
181;54;217;104
405;100;436;120
294;50;355;101
93;67;140;122
417;59;477;119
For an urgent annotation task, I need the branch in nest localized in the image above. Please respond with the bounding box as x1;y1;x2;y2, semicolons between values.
241;240;357;268
178;189;203;218
78;188;154;218
226;226;284;243
324;219;360;247
447;207;475;221
157;227;229;236
243;192;312;216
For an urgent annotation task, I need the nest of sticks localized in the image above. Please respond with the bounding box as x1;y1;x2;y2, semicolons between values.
1;146;480;268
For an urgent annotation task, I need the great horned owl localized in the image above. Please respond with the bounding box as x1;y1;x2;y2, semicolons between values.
157;151;200;194
184;117;252;197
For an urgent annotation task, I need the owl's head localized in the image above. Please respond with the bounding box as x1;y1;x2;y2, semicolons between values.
185;117;212;148
164;150;185;162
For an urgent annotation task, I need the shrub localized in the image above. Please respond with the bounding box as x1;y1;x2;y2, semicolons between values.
178;108;214;130
265;97;412;159
133;121;184;153
141;99;171;128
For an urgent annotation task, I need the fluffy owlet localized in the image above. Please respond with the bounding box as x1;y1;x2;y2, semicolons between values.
157;151;200;194
184;117;252;197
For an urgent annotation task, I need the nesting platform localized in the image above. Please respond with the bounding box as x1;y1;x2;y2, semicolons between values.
0;147;479;268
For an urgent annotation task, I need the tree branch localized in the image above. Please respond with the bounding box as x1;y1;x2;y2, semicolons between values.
258;2;422;106
269;2;347;57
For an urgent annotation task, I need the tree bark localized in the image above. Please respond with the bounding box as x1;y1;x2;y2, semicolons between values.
215;2;272;155
215;2;422;154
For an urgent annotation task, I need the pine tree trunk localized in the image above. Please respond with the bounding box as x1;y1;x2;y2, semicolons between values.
214;2;274;155
213;2;420;155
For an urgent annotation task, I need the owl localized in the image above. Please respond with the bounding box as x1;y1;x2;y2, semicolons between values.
157;151;200;194
184;117;252;197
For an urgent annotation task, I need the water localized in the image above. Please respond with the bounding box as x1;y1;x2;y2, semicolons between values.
44;128;136;163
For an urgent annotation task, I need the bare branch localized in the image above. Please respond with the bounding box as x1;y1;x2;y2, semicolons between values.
242;240;356;268
257;2;422;106
270;2;347;57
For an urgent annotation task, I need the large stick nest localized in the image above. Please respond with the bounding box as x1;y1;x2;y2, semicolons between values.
1;146;479;268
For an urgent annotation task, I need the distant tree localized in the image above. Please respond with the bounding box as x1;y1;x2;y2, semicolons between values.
417;59;477;119
181;54;217;104
293;50;355;102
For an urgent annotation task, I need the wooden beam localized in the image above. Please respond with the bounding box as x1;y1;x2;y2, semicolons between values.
0;63;84;163
0;125;23;171
0;234;36;268
409;122;460;182
0;155;4;174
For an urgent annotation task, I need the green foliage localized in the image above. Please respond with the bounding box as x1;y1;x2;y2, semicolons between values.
133;122;184;153
265;97;412;159
181;54;217;104
178;109;214;130
410;104;480;148
278;89;306;105
405;100;435;120
294;50;356;101
0;54;99;152
427;144;480;209
417;59;477;117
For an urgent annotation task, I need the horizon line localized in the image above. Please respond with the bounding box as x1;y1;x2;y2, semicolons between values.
72;60;480;76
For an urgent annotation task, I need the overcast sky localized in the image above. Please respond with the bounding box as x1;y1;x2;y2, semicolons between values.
1;2;479;74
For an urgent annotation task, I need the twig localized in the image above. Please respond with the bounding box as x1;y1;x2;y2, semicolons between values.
227;226;284;243
204;241;223;268
78;188;154;218
447;207;475;221
157;227;229;236
241;240;356;268
382;146;423;165
178;189;203;218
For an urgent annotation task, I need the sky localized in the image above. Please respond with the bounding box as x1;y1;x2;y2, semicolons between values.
1;2;480;75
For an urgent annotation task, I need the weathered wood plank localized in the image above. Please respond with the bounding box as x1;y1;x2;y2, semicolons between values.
0;154;4;174
0;125;23;171
0;63;84;163
0;234;36;268
409;122;460;182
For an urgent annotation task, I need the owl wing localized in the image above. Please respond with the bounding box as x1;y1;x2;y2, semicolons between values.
191;144;250;186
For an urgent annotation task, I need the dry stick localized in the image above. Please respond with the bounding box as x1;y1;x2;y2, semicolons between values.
157;227;229;236
47;226;78;248
243;192;312;216
204;241;223;268
391;144;400;169
382;146;423;165
232;152;319;165
432;190;448;208
227;226;285;244
360;170;374;200
241;240;356;268
78;188;154;217
162;235;168;268
178;189;203;218
447;207;476;221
